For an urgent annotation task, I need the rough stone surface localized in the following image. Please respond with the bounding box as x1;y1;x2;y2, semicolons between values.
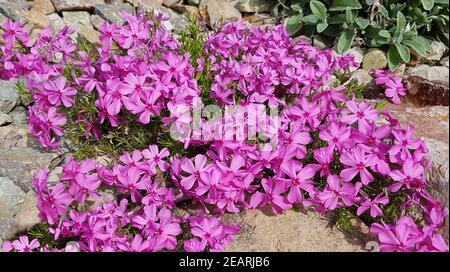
0;217;19;240
8;106;28;127
162;0;181;7
362;48;388;71
202;0;242;26
155;6;189;33
344;47;364;72
90;14;106;30
171;4;199;18
0;80;20;114
404;65;449;106
48;13;65;32
0;112;11;126
440;56;449;67
0;125;32;149
350;69;374;87
63;11;100;43
126;0;162;9
0;1;29;24
0;147;59;192
52;0;104;12
31;0;57;15
406;65;449;85
14;191;41;231
235;0;274;13
23;10;51;29
425;41;447;61
95;3;134;25
0;177;26;218
224;208;372;252
385;104;449;241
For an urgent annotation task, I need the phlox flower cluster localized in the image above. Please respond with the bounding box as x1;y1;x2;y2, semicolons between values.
0;12;447;252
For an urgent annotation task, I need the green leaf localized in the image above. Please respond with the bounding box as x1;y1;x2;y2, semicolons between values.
379;30;391;38
387;45;401;70
396;12;407;34
421;0;435;10
301;14;319;25
355;17;369;29
310;0;327;20
329;0;362;11
317;22;328;33
337;29;356;54
345;8;355;24
291;4;301;12
395;43;411;62
329;14;346;24
402;36;431;56
287;15;302;35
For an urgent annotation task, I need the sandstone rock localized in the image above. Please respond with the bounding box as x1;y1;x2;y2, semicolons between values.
0;177;26;218
52;0;104;12
14;192;41;231
155;6;189;34
63;11;100;44
23;10;51;29
201;0;242;27
48;13;65;32
95;3;134;25
171;4;199;18
0;217;18;240
224;208;371;252
90;14;106;30
0;125;32;149
162;0;181;7
8;106;28;127
404;76;449;106
440;56;449;67
406;65;449;85
350;69;374;87
244;13;274;26
187;0;200;5
0;12;7;26
0;80;20;114
31;0;57;15
235;0;274;13
126;0;162;9
362;48;388;71
385;104;449;241
344;47;364;72
425;41;447;61
403;65;449;106
0;147;59;192
0;112;11;126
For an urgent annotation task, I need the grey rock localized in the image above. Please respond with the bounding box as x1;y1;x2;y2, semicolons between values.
95;3;135;25
155;6;189;34
0;125;32;149
52;0;104;12
343;47;364;72
204;0;242;26
350;69;374;87
0;177;26;218
0;79;20;114
9;106;28;127
187;0;200;5
48;13;65;32
362;48;388;71
440;56;449;68
90;14;106;30
0;147;59;192
235;0;274;13
127;0;162;10
14;191;41;231
0;112;11;126
0;217;19;240
23;10;51;29
63;11;100;44
426;41;447;61
162;0;181;7
224;207;371;252
0;1;29;24
407;65;449;85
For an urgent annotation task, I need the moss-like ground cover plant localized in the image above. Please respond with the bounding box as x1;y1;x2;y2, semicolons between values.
281;0;449;69
0;11;448;252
